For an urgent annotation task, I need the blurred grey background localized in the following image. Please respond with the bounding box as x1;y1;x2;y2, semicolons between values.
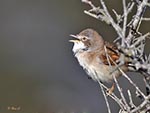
0;0;150;113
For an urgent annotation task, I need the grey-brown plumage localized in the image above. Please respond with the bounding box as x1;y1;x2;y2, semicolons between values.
70;28;128;82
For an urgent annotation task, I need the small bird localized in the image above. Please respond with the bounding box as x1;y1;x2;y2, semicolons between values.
69;28;129;90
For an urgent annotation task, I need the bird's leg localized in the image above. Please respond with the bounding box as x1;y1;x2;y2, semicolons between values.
107;83;115;95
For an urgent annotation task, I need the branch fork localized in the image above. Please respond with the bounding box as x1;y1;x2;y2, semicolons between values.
81;0;150;112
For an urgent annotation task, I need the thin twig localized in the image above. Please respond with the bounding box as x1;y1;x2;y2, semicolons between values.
130;32;150;48
84;10;100;19
119;68;146;98
127;90;136;108
98;80;112;113
81;0;97;9
131;95;150;113
113;75;130;112
100;83;125;110
126;0;149;44
99;0;123;38
104;45;130;111
122;0;128;47
142;17;150;21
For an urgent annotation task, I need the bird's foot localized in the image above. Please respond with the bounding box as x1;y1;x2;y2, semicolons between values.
106;83;115;95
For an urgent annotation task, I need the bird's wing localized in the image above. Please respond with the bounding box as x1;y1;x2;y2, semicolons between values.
99;41;120;65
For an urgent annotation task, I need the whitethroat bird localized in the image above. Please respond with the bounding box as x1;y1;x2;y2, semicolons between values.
69;28;130;93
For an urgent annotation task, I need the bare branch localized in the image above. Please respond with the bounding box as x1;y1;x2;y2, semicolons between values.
142;17;150;21
98;80;112;113
100;83;125;110
119;67;146;98
112;9;122;22
122;0;128;46
113;75;130;112
131;95;150;113
127;90;136;109
147;3;150;7
126;0;149;44
81;0;150;112
104;45;130;111
81;0;97;9
99;0;123;38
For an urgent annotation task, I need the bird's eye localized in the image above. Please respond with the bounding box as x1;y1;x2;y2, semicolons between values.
82;37;87;41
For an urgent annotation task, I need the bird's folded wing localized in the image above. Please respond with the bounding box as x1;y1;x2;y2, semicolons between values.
99;41;120;65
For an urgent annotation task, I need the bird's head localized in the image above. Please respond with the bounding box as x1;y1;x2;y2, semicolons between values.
69;28;104;54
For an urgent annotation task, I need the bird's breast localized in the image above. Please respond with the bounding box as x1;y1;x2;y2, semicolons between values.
75;52;121;82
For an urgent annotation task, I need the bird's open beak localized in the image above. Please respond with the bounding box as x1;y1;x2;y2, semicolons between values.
69;34;80;43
